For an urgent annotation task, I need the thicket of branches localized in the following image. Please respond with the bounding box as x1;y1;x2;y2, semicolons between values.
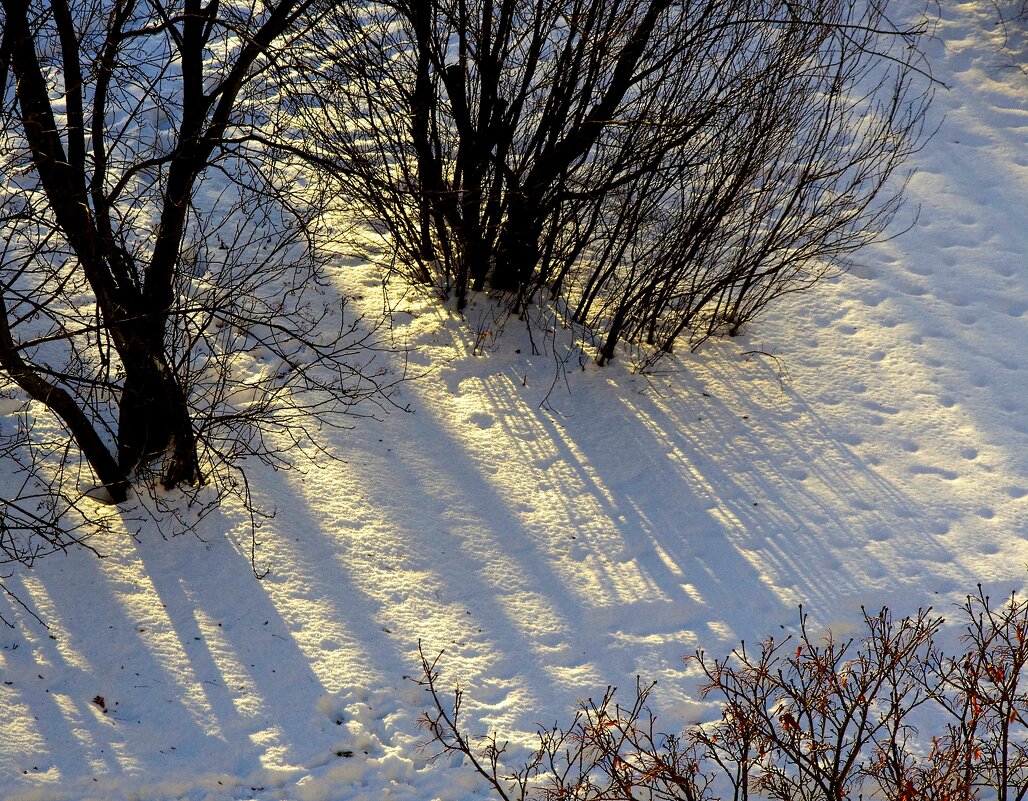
0;0;398;585
307;0;934;363
0;0;937;595
419;586;1028;801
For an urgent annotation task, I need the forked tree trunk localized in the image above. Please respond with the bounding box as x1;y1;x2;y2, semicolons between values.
4;0;202;492
491;190;543;293
488;0;674;296
115;333;202;488
2;0;315;499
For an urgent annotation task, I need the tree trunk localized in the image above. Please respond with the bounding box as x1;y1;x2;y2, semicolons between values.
3;0;315;500
105;239;201;486
117;344;202;488
492;190;543;292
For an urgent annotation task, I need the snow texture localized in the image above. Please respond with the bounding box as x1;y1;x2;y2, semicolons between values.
1;2;1026;799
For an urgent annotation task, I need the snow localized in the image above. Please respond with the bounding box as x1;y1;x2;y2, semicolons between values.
1;2;1027;799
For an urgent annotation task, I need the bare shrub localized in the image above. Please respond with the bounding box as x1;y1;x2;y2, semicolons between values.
417;644;716;801
923;586;1028;801
418;590;1028;801
308;0;934;363
692;607;942;801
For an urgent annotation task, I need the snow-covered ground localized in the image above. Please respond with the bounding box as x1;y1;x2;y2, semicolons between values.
1;2;1026;799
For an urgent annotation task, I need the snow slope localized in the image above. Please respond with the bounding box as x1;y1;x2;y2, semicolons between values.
1;2;1026;799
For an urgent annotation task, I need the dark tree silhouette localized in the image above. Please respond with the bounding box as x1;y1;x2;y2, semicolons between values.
0;0;396;576
308;0;934;363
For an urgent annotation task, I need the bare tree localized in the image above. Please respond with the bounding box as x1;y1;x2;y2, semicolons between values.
306;0;934;364
0;0;397;586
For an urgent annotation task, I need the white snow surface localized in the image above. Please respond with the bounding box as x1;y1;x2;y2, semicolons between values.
1;3;1027;799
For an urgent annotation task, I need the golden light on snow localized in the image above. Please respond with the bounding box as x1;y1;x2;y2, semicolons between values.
17;576;90;673
92;551;226;738
2;3;1028;797
0;688;50;778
